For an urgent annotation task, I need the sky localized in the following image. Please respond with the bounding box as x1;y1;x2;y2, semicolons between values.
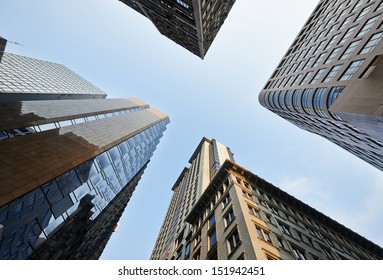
1;0;383;260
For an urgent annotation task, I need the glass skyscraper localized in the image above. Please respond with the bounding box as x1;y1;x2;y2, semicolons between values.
259;0;383;171
0;53;169;259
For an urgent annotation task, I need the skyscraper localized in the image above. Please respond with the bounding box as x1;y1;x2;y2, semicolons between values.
0;53;107;101
150;137;234;259
258;0;383;171
0;53;170;259
151;137;383;260
119;0;236;59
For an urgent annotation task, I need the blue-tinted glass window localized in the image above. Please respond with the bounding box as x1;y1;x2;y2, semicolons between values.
285;90;294;112
327;86;345;120
292;89;303;112
302;88;314;115
313;87;329;118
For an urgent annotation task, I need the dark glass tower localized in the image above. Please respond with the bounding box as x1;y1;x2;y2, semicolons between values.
119;0;236;59
259;0;383;171
0;53;170;259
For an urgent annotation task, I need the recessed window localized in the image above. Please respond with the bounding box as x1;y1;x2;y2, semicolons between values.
339;59;364;80
209;213;215;228
340;39;362;59
280;223;292;236
227;229;241;254
323;64;343;82
339;25;358;44
248;205;261;218
359;31;383;54
325;47;342;64
242;190;253;200
222;194;231;208
224;208;235;228
357;15;380;37
209;229;217;250
310;68;326;84
292;247;306;260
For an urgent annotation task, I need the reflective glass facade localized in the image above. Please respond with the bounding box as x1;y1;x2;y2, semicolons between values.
259;0;383;171
0;53;107;100
0;118;168;259
0;53;170;259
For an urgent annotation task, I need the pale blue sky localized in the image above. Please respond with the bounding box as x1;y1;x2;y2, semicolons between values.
1;0;382;260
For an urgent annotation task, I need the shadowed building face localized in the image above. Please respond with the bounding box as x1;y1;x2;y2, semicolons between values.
119;0;236;59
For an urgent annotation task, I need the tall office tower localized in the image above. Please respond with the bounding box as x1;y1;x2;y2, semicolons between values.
0;53;107;101
151;138;383;260
0;53;170;259
258;0;383;171
151;137;234;259
0;37;6;62
119;0;236;59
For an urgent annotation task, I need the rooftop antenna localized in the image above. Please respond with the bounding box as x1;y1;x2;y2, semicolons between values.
8;41;25;47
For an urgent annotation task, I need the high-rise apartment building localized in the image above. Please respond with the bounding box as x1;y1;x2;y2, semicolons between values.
259;0;383;171
119;0;236;59
0;53;170;259
151;138;383;260
151;137;234;259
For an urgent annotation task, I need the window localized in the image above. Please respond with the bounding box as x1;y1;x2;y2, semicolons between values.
193;249;201;260
276;237;285;248
224;208;235;228
300;71;313;85
194;231;201;246
357;15;380;37
302;88;314;115
270;206;279;216
310;68;326;84
360;31;383;54
340;59;364;80
340;39;362;59
227;229;241;254
209;214;215;228
341;15;354;28
292;247;306;260
209;229;217;250
265;214;272;223
327;86;344;108
248;205;261;218
222;194;231;208
280;224;292;236
242;190;253;200
325;47;342;64
176;0;189;9
255;226;272;243
355;5;373;21
292;89;303;112
323;64;343;82
312;52;327;67
185;242;191;257
313;87;329;118
340;25;358;45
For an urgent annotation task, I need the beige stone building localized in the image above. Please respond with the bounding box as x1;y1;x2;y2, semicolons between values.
151;138;383;260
